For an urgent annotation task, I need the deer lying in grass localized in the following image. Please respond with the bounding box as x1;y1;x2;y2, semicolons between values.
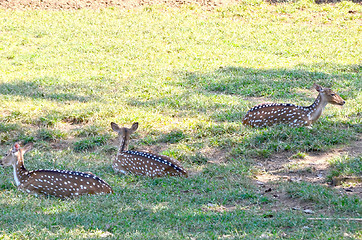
242;84;345;128
111;122;188;177
1;143;113;198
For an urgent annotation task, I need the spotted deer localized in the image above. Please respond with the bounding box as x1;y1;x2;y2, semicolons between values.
1;143;113;198
242;84;345;128
111;122;188;177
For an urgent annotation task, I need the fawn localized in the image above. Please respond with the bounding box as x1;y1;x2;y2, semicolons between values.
242;84;345;127
111;122;188;177
1;142;113;198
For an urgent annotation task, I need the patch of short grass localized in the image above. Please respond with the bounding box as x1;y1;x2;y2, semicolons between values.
37;128;67;141
291;151;307;159
73;135;110;152
283;181;362;214
328;154;362;179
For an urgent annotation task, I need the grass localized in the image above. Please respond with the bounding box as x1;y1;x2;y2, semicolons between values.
0;0;362;239
328;154;362;179
73;135;110;152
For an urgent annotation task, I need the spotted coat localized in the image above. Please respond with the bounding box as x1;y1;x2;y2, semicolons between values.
111;122;188;177
1;143;113;198
242;84;345;128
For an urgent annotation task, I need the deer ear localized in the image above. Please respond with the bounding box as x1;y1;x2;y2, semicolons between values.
313;83;323;92
22;143;33;154
130;122;139;132
111;122;120;132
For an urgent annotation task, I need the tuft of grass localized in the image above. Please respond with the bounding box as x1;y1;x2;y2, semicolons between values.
328;154;362;180
158;130;186;144
0;122;18;132
38;112;62;127
37;128;67;141
75;125;106;137
73;135;110;152
284;181;362;214
165;149;208;165
0;123;20;144
291;151;307;159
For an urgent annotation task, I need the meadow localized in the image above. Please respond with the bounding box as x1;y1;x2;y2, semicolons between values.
0;0;361;239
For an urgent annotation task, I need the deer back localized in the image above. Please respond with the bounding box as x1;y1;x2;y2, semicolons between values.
114;150;188;177
242;103;310;127
22;169;113;198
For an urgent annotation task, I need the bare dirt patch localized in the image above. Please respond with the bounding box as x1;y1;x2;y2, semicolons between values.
254;135;362;213
1;0;360;10
0;0;241;10
255;136;361;183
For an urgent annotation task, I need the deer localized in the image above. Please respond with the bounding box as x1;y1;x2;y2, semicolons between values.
111;122;188;177
1;142;113;198
242;84;345;128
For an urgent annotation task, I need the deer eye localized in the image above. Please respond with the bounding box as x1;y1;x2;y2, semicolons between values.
331;93;335;96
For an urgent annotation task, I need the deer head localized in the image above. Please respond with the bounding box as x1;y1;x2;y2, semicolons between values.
1;142;33;167
111;122;138;151
314;83;345;106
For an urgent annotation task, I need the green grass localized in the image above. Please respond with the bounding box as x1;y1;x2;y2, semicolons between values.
0;1;362;239
328;154;362;179
73;135;110;152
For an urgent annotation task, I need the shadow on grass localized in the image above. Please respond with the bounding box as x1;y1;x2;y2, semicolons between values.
128;65;359;120
0;171;258;238
178;65;359;99
0;78;96;103
0;122;19;134
232;125;357;158
0;122;22;144
125;65;360;160
0;66;360;238
0;175;361;239
314;0;362;3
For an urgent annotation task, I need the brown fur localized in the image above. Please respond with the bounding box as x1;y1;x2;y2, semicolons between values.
111;122;188;177
242;84;345;128
1;143;113;198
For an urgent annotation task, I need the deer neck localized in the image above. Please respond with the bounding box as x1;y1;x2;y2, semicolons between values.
306;93;328;123
13;156;29;186
118;135;129;154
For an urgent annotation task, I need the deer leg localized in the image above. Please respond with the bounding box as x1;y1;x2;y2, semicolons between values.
112;164;128;175
18;183;41;196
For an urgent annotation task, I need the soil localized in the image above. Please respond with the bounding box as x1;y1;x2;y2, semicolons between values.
0;0;241;10
254;135;362;214
1;0;360;10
